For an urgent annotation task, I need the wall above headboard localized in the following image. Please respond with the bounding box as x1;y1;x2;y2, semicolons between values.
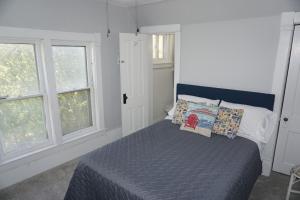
177;83;275;111
179;16;280;94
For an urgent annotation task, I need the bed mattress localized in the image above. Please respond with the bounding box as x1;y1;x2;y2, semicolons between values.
65;120;261;200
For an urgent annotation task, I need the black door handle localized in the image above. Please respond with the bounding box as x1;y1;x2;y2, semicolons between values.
123;93;128;104
283;117;289;122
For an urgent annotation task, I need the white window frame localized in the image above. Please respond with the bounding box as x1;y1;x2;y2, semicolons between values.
0;38;54;161
0;26;105;164
152;34;174;65
50;40;98;142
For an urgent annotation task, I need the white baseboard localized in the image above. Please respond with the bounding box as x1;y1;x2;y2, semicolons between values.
262;159;272;176
0;127;122;190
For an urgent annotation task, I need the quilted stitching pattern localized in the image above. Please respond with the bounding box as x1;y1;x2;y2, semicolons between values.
65;120;261;200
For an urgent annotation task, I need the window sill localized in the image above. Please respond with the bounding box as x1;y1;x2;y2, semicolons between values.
0;128;106;170
62;127;106;144
153;63;174;69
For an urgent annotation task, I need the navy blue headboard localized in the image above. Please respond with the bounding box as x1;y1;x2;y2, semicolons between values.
177;84;275;111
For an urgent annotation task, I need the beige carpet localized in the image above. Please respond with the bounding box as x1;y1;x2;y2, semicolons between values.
0;159;298;200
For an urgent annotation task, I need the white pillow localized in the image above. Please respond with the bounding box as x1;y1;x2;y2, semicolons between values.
263;112;278;143
168;95;220;117
165;115;173;120
220;101;278;144
178;95;220;105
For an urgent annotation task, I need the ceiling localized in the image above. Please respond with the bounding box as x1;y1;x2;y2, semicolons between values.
103;0;169;7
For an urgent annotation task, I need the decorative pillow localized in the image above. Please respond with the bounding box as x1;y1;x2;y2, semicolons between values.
168;95;220;118
212;107;244;139
180;102;219;137
220;101;277;143
178;95;220;105
172;99;189;124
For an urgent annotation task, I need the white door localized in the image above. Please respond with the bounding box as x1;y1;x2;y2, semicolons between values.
273;26;300;175
119;33;152;137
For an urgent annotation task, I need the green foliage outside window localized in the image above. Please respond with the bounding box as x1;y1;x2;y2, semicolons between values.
53;46;92;135
0;44;47;153
0;44;93;154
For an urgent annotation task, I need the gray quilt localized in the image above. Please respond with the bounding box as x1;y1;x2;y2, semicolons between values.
65;120;261;200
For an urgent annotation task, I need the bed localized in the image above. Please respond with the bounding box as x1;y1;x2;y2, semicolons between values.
64;83;275;200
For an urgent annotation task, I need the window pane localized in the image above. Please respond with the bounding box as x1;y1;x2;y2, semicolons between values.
158;35;164;59
0;43;39;97
58;90;92;135
0;97;48;154
152;35;157;59
52;46;88;92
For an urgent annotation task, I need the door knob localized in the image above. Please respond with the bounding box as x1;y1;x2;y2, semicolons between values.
283;117;289;122
123;93;128;104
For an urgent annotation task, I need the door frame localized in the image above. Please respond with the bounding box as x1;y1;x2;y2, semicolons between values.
272;12;300;174
140;24;181;123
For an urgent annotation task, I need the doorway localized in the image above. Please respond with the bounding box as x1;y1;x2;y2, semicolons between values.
141;24;181;124
119;25;181;137
151;33;175;123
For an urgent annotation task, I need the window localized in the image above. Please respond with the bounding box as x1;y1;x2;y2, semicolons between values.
0;43;49;155
0;28;102;162
152;34;174;64
52;45;93;136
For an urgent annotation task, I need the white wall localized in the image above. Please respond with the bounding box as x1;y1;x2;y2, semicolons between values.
136;0;300;25
136;0;299;94
0;0;135;130
180;16;280;93
153;65;174;122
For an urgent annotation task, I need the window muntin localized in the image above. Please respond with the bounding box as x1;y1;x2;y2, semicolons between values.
152;34;174;64
52;45;93;136
0;43;49;155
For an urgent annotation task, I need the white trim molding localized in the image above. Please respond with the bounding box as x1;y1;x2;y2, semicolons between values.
269;12;296;175
272;12;295;114
0;26;101;42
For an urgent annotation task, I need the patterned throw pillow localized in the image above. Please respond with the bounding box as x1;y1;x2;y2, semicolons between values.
212;106;244;139
180;102;219;137
172;99;189;124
